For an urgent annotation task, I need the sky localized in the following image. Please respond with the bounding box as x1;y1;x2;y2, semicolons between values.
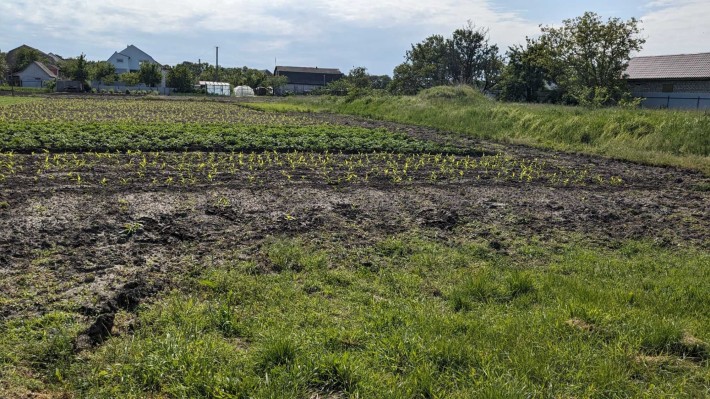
1;0;708;75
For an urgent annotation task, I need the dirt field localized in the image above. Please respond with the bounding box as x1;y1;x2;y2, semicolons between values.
1;112;707;333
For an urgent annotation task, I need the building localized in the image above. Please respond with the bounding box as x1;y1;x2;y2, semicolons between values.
107;45;159;74
12;61;57;87
273;66;343;94
626;53;710;110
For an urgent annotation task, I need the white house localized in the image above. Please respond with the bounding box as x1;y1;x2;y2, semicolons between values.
12;61;57;88
107;45;159;74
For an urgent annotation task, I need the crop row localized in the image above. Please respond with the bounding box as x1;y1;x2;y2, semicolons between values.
0;151;623;187
0;98;317;125
0;121;458;154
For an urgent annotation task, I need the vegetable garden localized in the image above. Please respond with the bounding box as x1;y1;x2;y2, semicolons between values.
0;97;707;398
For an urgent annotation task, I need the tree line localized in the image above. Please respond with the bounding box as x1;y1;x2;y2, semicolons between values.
328;12;645;106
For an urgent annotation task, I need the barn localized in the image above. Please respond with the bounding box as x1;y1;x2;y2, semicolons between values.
626;53;710;110
273;66;343;95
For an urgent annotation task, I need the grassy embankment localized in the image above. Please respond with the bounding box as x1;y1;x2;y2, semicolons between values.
245;86;710;175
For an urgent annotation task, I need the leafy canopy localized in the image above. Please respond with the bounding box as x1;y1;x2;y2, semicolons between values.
390;21;502;95
538;11;645;106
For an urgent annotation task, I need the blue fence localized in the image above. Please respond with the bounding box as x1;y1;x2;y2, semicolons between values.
634;92;710;110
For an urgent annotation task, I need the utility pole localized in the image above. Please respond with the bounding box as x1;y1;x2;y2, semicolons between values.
215;46;219;82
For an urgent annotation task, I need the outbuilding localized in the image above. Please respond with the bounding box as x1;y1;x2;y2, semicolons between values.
273;66;343;95
234;86;255;97
626;53;710;110
197;81;231;96
12;61;57;88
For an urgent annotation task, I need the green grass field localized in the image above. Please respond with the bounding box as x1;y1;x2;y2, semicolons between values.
2;236;708;398
264;87;710;175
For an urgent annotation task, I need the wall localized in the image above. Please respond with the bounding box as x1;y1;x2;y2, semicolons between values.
92;82;174;95
278;83;323;95
630;79;710;93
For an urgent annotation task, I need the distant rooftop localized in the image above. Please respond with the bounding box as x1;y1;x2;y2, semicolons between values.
274;66;342;75
626;53;710;80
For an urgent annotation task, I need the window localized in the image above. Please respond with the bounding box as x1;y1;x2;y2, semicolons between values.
116;58;124;63
662;84;674;93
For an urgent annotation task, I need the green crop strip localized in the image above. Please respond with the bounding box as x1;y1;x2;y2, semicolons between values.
0;151;624;188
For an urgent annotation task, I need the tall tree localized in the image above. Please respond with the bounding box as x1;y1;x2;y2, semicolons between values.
139;62;162;87
390;23;502;94
499;40;549;102
62;54;89;82
537;11;645;105
167;64;195;92
448;22;502;90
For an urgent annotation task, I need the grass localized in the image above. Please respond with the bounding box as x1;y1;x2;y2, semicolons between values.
276;86;710;175
3;235;707;397
0;97;42;106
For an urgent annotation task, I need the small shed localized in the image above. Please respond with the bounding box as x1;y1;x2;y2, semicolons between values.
197;81;231;96
234;86;255;97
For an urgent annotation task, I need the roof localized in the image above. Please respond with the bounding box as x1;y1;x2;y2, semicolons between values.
274;66;343;75
113;44;158;64
198;81;230;86
626;53;710;80
34;61;58;78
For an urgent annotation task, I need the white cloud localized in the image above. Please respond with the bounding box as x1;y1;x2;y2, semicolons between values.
1;0;536;47
640;0;710;55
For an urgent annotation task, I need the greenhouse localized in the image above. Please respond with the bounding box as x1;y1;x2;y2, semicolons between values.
197;81;231;96
234;86;255;97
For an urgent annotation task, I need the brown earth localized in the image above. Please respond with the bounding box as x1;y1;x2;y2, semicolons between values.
0;114;708;333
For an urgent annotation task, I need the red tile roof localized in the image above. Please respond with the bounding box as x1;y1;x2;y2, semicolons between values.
626;53;710;80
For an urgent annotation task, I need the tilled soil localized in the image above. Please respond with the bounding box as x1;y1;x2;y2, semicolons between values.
0;115;708;329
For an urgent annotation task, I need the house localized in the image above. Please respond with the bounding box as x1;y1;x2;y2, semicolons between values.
107;45;160;74
6;44;61;74
12;61;57;88
273;66;343;94
626;53;710;109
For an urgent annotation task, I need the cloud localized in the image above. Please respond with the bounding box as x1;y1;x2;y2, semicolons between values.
640;0;710;55
0;0;540;73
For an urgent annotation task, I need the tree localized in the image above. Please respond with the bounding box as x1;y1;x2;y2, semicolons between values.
346;67;371;89
62;54;89;82
89;61;116;83
167;64;195;92
537;12;644;105
12;47;41;73
389;23;502;94
0;50;7;82
448;22;503;90
264;75;287;91
499;40;549;102
139;62;162;87
120;72;140;86
369;74;392;90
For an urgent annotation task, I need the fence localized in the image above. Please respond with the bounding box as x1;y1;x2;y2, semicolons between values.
9;80;52;89
91;82;174;95
635;92;710;110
